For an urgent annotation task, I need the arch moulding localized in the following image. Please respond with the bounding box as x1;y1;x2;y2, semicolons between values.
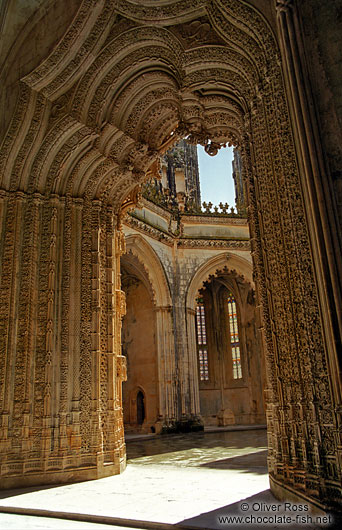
123;234;172;309
187;253;254;311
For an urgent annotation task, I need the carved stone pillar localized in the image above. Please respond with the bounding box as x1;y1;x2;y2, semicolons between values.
276;0;342;403
276;0;342;502
0;194;126;488
41;198;58;467
68;197;83;457
154;305;177;430
171;299;202;430
100;209;125;465
186;306;201;421
113;228;127;467
89;200;103;460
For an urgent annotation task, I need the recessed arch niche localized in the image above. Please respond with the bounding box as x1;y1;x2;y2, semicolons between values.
120;248;159;434
121;234;175;433
187;253;265;427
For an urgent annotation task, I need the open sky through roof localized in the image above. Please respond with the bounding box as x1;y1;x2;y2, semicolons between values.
197;145;235;209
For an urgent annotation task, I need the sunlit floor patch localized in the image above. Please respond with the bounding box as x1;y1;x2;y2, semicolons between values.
0;429;269;529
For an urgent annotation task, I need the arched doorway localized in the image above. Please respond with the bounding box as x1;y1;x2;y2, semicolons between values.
136;390;145;425
120;252;158;434
122;235;175;433
0;0;340;512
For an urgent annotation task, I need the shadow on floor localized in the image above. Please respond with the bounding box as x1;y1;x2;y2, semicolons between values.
127;429;267;461
0;482;80;501
178;489;339;530
1;489;337;530
198;449;268;474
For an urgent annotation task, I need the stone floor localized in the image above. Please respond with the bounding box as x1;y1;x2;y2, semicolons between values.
0;428;337;529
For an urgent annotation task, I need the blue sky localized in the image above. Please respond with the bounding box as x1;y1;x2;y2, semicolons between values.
197;145;235;208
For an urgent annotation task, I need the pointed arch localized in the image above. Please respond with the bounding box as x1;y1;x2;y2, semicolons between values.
121;233;175;433
124;233;172;308
187;252;253;311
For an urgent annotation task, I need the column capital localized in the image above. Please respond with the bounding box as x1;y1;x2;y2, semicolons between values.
275;0;294;13
91;198;103;211
154;305;172;313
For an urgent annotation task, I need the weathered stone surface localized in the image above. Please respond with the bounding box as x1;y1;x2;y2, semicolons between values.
0;0;341;513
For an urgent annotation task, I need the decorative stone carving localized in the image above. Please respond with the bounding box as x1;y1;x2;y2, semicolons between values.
116;356;127;382
0;0;340;511
116;290;127;320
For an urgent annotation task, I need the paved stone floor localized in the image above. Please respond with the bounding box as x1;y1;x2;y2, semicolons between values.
0;429;336;529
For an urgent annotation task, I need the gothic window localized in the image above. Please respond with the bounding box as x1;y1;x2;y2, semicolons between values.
227;293;242;379
196;298;209;381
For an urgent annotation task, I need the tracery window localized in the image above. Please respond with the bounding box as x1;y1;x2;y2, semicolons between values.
227;293;242;379
196;298;209;381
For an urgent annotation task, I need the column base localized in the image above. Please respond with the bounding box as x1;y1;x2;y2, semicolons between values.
160;415;204;434
269;474;342;517
0;457;126;490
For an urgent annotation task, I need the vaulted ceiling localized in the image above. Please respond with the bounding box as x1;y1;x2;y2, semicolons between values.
0;0;281;208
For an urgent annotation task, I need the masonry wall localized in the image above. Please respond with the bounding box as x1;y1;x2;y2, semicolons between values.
122;210;265;431
198;279;265;426
121;274;158;433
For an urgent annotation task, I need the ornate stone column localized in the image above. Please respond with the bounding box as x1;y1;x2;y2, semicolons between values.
172;295;202;430
260;0;342;507
154;305;177;431
0;193;127;488
113;227;127;467
185;306;201;421
276;0;342;405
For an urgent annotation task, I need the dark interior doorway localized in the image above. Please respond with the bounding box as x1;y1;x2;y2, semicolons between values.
137;391;145;425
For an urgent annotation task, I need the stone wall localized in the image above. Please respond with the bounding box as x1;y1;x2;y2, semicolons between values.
121;269;158;433
122;201;265;431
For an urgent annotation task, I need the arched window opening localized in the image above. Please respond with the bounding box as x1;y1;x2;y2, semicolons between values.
137;390;145;425
227;293;242;379
196;297;209;381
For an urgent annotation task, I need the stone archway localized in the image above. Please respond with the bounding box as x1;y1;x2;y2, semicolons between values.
0;0;341;512
120;253;158;434
186;254;265;427
187;254;254;308
120;236;175;433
